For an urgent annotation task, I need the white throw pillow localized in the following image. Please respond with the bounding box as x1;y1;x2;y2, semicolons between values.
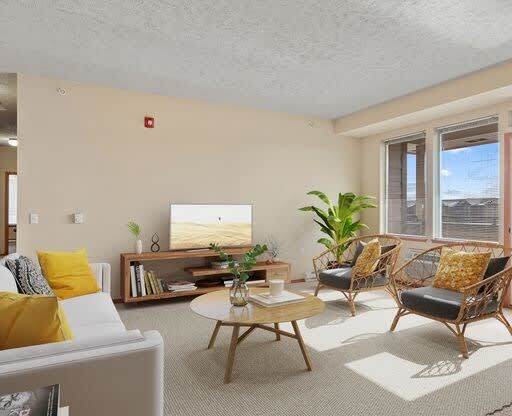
0;252;20;266
0;264;18;292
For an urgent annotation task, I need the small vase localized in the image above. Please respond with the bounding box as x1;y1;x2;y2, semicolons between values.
230;279;249;307
135;239;143;254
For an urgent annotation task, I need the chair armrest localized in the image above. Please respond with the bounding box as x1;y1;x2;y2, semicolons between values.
89;262;111;294
0;331;164;416
313;238;358;278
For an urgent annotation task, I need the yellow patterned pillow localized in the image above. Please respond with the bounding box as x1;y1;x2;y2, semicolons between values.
433;247;491;292
352;239;381;277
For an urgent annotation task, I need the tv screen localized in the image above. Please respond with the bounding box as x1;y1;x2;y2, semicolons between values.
169;204;253;250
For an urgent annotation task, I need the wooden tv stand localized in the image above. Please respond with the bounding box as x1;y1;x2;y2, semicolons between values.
120;248;291;303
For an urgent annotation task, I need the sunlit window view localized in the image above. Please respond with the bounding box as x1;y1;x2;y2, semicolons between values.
439;121;499;242
385;134;426;236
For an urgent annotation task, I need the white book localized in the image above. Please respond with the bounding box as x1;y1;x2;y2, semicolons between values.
139;264;147;296
130;265;137;297
249;290;306;307
246;279;266;286
172;286;197;292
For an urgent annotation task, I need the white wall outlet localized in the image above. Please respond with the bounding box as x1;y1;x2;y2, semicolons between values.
29;213;39;224
73;212;84;224
304;271;316;281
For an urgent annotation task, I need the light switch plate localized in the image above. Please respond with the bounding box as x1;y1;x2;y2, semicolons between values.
29;213;39;224
73;213;84;224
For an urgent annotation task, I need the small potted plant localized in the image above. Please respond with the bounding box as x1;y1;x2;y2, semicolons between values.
210;243;267;306
265;236;280;264
127;221;142;254
211;250;231;270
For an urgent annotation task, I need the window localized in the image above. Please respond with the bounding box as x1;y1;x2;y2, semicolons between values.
437;118;499;242
8;174;16;226
384;133;426;236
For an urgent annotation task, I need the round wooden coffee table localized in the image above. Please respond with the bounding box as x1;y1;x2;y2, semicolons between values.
190;287;325;383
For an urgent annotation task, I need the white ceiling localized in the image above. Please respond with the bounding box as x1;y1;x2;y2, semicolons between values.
1;1;512;118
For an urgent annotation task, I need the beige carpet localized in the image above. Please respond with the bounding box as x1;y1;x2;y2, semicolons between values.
117;282;512;416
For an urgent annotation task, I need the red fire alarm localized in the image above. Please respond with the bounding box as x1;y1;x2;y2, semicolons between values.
144;116;155;128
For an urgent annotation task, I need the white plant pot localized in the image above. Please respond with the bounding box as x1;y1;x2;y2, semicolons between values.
135;239;143;254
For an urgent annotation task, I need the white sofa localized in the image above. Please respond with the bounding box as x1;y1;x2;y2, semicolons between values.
0;259;164;416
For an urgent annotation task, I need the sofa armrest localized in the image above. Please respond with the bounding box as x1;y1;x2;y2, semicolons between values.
0;331;164;416
89;262;111;294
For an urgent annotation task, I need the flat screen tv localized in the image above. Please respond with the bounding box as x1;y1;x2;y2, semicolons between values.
169;204;253;250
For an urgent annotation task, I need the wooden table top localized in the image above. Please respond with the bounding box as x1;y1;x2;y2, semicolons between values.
190;287;324;324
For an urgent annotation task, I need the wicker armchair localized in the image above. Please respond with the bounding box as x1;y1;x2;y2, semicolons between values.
389;242;512;358
313;234;403;316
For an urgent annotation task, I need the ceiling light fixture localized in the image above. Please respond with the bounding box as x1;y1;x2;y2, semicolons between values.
8;138;17;147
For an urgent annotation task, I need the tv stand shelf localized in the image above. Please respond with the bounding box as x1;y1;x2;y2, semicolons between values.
120;249;291;304
184;261;289;277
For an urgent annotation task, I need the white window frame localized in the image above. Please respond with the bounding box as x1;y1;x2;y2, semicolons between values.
381;115;503;243
382;131;427;238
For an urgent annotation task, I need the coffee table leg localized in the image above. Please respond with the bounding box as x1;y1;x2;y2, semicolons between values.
224;324;240;383
208;321;222;349
291;320;312;371
274;323;281;341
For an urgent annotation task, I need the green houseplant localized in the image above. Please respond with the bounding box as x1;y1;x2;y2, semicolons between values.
127;221;142;254
299;191;376;262
210;243;267;306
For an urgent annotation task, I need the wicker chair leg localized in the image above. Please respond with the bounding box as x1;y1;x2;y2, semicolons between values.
347;293;356;317
314;283;322;297
390;308;403;332
496;312;512;335
456;325;469;359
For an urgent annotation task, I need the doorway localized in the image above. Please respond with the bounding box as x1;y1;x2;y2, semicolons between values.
4;172;16;254
0;73;17;255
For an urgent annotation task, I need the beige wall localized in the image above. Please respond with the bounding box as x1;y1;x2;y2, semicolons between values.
360;100;512;257
0;147;17;253
17;74;361;298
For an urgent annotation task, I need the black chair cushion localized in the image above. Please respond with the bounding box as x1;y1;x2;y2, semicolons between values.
484;256;510;278
401;286;498;321
350;242;365;267
319;266;388;290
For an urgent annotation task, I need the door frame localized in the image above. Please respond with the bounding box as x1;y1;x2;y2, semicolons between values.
4;171;16;256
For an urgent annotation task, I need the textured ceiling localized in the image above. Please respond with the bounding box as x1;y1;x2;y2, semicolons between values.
0;73;17;143
1;1;512;118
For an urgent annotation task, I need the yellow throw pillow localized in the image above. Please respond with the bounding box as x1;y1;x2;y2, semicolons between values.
352;239;382;277
433;247;491;292
0;292;73;350
37;249;100;299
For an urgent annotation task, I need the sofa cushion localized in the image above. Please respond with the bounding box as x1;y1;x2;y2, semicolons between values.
401;286;498;320
0;330;143;365
0;265;17;293
353;239;381;277
0;292;73;350
433;247;491;292
5;256;54;295
0;252;20;266
38;249;100;299
319;266;387;290
60;292;125;338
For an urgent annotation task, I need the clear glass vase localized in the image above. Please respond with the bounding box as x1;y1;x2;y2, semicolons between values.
230;279;249;306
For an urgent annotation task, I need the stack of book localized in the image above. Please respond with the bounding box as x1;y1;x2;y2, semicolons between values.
224;279;266;288
167;281;197;292
0;384;60;416
130;262;168;297
249;290;306;308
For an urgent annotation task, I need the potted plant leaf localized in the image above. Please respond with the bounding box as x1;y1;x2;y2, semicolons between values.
127;221;142;254
299;191;376;263
210;243;267;306
211;250;231;270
